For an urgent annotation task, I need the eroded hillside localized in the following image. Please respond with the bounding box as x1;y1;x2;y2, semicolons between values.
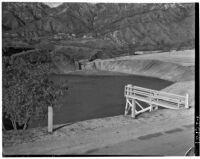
2;3;195;51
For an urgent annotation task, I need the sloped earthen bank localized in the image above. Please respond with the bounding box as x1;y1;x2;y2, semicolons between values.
82;59;194;82
82;58;194;106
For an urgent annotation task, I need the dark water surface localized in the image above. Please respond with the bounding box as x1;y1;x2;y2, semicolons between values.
32;73;173;128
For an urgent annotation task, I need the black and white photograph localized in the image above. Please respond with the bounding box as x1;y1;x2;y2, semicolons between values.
2;1;198;156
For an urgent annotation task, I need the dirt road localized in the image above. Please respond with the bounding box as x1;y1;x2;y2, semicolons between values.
3;108;194;156
86;125;194;156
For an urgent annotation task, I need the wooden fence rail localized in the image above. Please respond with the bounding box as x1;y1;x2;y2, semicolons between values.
124;84;189;118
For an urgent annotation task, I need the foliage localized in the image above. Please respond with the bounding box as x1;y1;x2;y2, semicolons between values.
3;51;67;130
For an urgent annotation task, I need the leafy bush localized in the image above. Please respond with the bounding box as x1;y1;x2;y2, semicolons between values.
3;52;67;130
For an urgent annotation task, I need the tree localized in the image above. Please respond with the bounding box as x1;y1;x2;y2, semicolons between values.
2;52;67;130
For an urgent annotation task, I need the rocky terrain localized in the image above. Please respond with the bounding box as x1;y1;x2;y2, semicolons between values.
2;3;195;73
3;3;194;50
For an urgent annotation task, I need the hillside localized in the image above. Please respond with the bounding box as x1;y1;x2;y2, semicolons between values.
2;3;195;51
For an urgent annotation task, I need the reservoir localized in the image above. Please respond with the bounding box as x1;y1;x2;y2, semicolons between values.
32;71;173;128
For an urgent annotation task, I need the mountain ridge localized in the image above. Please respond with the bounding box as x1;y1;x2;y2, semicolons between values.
2;3;195;51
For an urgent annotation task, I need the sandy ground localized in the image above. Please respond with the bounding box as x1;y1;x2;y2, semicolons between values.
3;49;195;155
4;108;194;155
106;49;195;66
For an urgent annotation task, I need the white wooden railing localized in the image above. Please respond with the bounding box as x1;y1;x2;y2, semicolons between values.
124;84;189;118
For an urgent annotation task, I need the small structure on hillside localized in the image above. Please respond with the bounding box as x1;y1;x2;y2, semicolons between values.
78;59;89;70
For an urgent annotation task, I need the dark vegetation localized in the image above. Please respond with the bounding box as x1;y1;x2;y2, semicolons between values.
3;51;68;131
3;47;34;56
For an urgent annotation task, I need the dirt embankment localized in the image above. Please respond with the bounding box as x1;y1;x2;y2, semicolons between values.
81;50;195;106
83;59;194;82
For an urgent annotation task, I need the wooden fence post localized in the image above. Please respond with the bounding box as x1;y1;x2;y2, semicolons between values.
131;98;135;118
127;84;132;96
124;98;128;115
185;93;189;109
149;94;153;112
48;106;53;133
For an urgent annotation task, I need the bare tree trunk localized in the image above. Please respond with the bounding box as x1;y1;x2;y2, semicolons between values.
23;122;27;130
11;119;17;130
23;117;30;130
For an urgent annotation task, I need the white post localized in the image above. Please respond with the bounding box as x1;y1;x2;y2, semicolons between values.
149;94;153;112
127;84;132;96
48;106;53;133
155;97;158;110
185;93;189;109
124;98;128;115
131;98;136;118
150;103;153;112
